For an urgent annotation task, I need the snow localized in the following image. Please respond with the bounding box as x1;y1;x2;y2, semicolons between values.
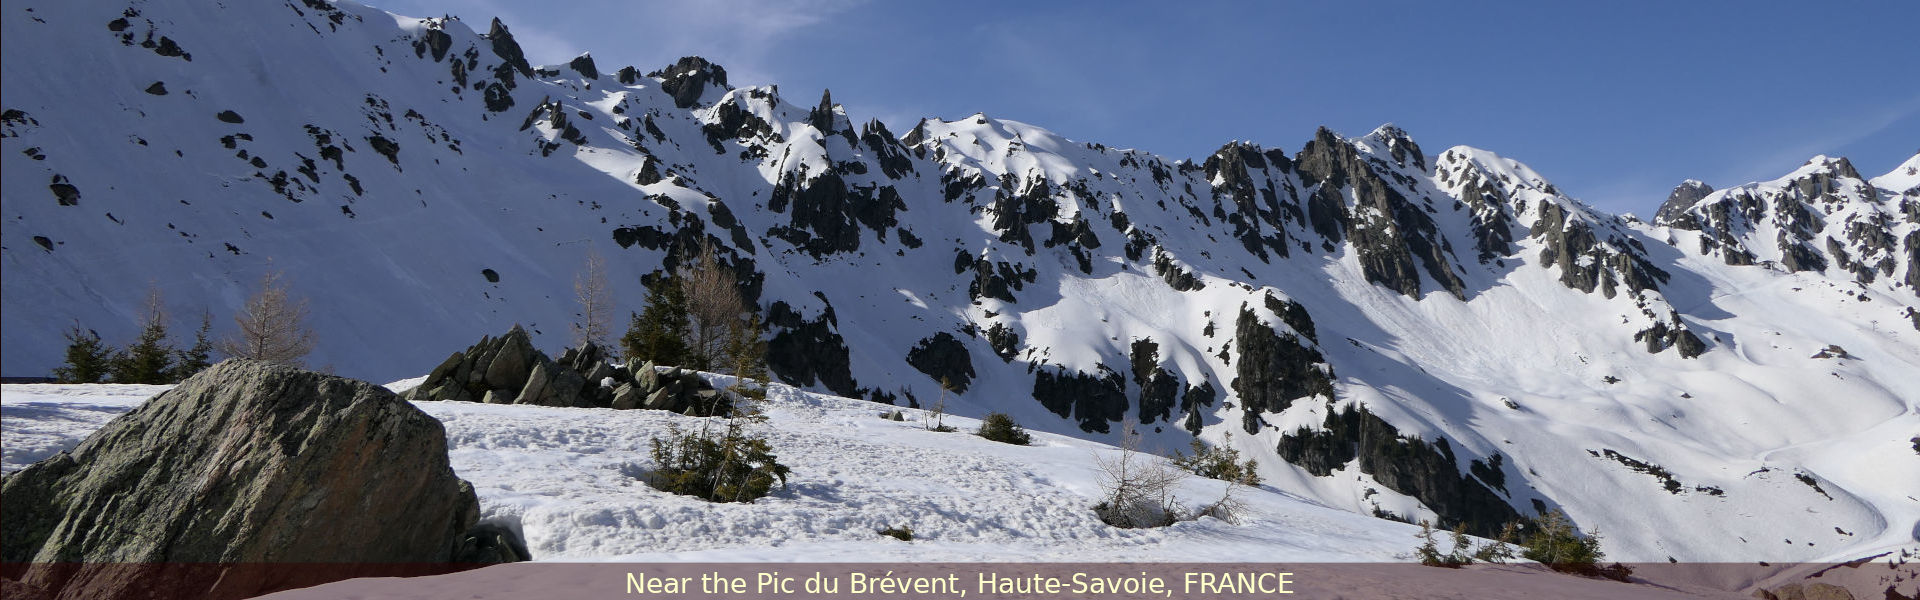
2;381;1422;562
0;384;166;474
1;0;1915;568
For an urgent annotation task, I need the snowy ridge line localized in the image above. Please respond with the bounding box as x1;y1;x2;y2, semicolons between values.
1;0;1916;564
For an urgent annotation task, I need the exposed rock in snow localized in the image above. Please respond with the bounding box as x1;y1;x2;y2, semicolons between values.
0;361;501;599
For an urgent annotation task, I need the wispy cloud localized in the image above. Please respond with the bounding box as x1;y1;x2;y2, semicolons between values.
1721;92;1920;185
366;0;864;83
625;0;868;86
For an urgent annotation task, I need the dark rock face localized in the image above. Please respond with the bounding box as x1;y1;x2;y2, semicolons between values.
451;523;530;563
905;332;975;393
47;178;80;206
485;18;533;79
650;56;728;109
1906;230;1920;289
1276;404;1522;537
0;360;498;600
1296;127;1465;299
807;89;839;135
414;27;452;62
860;120;915;179
765;300;860;398
984;322;1020;362
1531;202;1668;299
1634;316;1707;358
1129;339;1180;425
1229;305;1334;435
1033;365;1127;434
985;174;1059;254
1435;156;1520;264
404;326;601;408
567;53;598;80
1201;142;1295;263
1654;180;1713;229
766;170;904;257
966;259;1035;303
406;330;728;414
1151;249;1204;291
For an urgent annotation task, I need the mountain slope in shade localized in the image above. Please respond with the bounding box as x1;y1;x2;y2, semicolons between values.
3;0;1916;562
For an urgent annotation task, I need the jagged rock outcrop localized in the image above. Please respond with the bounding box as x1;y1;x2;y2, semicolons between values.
1654;156;1917;288
484;18;533;79
1129;338;1180;425
1531;201;1669;298
1296;127;1467;299
611;360;729;416
1201;142;1297;262
765;299;860;398
1033;365;1128;434
0;360;512;600
1276;404;1523;537
405;325;598;408
1229;304;1334;435
404;328;733;414
566;52;598;80
650;56;728;109
766;169;905;257
1654;180;1714;228
905;332;975;393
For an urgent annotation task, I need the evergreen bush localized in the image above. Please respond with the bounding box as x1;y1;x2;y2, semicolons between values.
623;277;691;366
1523;508;1633;580
645;421;790;503
877;526;913;541
53;325;118;384
976;412;1031;445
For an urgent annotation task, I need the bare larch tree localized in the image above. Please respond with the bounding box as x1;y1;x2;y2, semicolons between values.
219;270;317;367
572;248;614;349
678;242;745;372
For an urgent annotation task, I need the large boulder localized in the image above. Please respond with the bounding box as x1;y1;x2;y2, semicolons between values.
0;360;494;600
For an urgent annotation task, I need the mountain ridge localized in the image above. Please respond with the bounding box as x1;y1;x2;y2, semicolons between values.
3;0;1916;563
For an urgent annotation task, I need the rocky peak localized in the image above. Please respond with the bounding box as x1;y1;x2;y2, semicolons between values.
1655;179;1715;229
566;52;598;80
1201;141;1296;262
1362;123;1426;171
1296;126;1466;299
1655;154;1915;285
484;18;533;79
1872;152;1920;196
807;88;840;134
650;56;731;109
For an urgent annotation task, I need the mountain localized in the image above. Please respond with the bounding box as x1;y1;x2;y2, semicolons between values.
3;0;1916;562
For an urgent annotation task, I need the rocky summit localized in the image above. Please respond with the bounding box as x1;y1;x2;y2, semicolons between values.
0;360;509;600
0;0;1915;563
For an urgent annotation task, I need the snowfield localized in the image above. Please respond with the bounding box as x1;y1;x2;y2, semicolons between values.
4;0;1917;569
2;380;1421;562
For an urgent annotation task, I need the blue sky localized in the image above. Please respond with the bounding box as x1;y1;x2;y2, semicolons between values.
366;0;1919;215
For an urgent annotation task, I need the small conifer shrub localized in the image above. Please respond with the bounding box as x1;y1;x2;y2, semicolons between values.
976;412;1031;445
645;421;790;503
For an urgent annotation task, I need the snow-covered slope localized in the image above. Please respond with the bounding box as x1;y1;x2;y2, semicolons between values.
3;0;1916;563
0;382;1421;562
